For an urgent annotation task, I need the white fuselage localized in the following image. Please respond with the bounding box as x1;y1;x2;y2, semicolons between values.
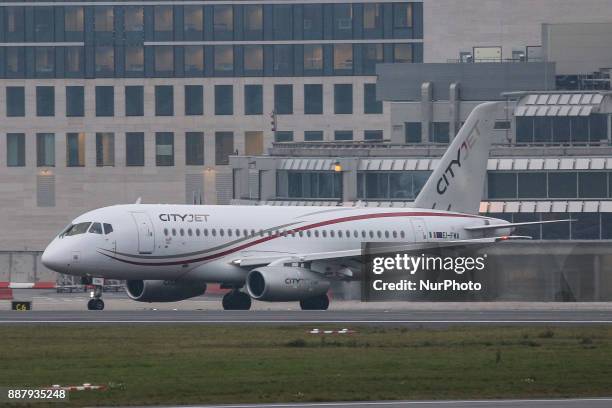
41;204;509;284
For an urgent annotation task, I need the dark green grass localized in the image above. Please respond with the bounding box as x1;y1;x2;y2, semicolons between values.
1;325;612;406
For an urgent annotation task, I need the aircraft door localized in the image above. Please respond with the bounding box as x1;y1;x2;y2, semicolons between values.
410;218;429;242
131;212;155;254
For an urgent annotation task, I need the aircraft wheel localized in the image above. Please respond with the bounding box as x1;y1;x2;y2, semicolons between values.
87;298;104;311
222;291;252;310
300;294;329;311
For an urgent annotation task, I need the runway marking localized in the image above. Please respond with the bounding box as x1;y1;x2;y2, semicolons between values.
136;397;612;407
2;320;612;324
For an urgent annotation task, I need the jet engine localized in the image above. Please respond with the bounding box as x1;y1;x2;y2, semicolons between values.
126;280;206;302
246;266;330;302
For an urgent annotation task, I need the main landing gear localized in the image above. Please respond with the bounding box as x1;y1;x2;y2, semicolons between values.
222;290;252;310
83;277;105;311
300;294;330;311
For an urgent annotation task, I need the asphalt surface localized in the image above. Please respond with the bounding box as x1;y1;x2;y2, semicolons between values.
126;399;612;408
1;309;612;325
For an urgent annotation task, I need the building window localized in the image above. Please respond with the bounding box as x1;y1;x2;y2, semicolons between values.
333;44;353;72
96;133;115;166
273;5;293;40
333;4;353;38
580;172;607;198
126;132;145;166
364;84;382;114
334;130;353;141
244;5;263;33
394;44;413;63
155;85;174;116
213;5;233;36
363;4;383;31
363;44;383;74
277;171;342;199
430;122;450;144
95;46;114;75
6;87;25;117
155;46;174;74
34;7;54;41
35;47;55;76
214;45;234;74
357;171;431;200
6;7;25;39
186;132;205;165
125;46;144;74
275;131;294;142
66;133;85;167
487;173;517;199
185;85;203;116
215;85;233;115
65;47;83;75
156;132;174;166
184;5;203;38
95;86;114;117
305;131;324;142
303;4;323;39
184;46;204;75
518;172;547;199
244;45;263;72
215;132;234;165
273;45;293;75
304;84;323;114
304;45;323;72
274;85;293;115
154;5;173;35
6;47;25;76
37;133;55;167
94;6;114;32
405;122;421;143
125;6;144;32
334;84;353;114
244;85;263;115
364;130;383;141
7;133;25;167
65;6;84;35
393;3;413;28
549;172;577;199
125;86;144;117
36;86;55;117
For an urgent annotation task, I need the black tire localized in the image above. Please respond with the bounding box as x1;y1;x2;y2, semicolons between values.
95;299;105;311
87;299;95;310
300;294;329;311
222;291;252;310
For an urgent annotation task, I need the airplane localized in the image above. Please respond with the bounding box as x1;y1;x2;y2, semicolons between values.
41;102;570;311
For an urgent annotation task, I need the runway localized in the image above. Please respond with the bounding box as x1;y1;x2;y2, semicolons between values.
130;398;612;407
2;309;612;324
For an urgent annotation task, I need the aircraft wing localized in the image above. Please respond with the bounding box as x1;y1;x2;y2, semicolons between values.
232;235;530;268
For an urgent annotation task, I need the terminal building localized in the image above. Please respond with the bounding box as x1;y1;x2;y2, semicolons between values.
1;0;612;299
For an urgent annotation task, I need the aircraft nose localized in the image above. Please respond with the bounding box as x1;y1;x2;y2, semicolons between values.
41;244;66;273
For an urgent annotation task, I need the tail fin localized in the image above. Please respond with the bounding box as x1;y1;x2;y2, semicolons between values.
414;102;500;214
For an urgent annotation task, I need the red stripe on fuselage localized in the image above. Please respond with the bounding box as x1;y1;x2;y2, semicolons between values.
103;211;481;267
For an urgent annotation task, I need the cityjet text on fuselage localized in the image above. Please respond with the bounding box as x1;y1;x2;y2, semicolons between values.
158;214;210;222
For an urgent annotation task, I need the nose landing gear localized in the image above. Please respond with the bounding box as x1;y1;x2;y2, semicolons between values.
83;277;105;311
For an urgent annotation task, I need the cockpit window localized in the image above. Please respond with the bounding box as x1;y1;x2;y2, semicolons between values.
103;223;113;234
63;222;91;236
89;222;103;234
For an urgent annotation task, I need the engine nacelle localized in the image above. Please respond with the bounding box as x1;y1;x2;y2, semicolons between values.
246;266;330;302
126;280;206;302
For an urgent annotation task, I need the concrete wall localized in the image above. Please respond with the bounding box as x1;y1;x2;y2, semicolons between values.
423;0;612;63
543;23;612;75
0;76;387;251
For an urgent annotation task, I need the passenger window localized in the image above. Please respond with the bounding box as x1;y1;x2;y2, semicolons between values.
322;230;327;238
89;222;103;234
346;230;350;237
103;223;113;234
164;228;169;236
228;229;232;237
196;229;200;237
172;228;177;236
314;230;319;238
236;229;240;236
369;231;374;238
338;230;343;238
362;231;366;238
400;231;405;239
306;231;311;237
180;229;185;236
384;231;389;238
377;231;382;238
330;230;335;238
204;229;208;236
220;229;225;237
299;231;304;237
392;231;397;238
212;229;216;236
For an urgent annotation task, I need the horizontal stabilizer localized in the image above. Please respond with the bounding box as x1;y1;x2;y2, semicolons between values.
464;219;574;231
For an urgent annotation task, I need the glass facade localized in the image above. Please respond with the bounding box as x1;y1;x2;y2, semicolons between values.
0;2;422;79
277;171;342;200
